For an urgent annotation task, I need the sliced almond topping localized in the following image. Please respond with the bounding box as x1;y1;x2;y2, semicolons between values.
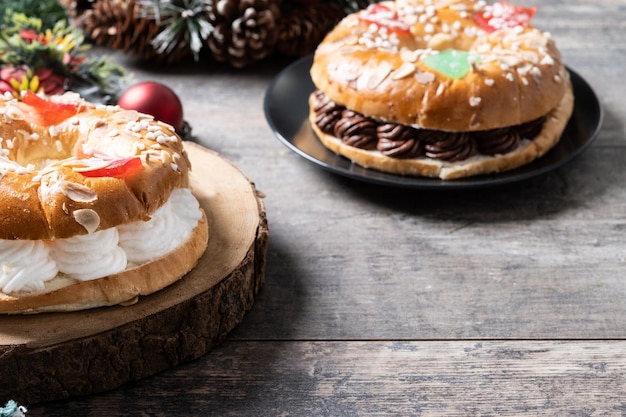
519;31;548;49
400;48;419;63
520;50;539;64
73;209;100;234
160;150;172;166
4;106;24;121
436;82;445;96
427;33;454;50
369;63;393;89
391;63;416;80
357;63;393;90
68;159;112;172
329;62;360;83
63;182;98;203
500;54;521;67
415;71;436;85
469;113;481;129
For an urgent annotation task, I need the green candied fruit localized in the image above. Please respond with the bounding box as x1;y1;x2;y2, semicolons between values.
422;49;480;79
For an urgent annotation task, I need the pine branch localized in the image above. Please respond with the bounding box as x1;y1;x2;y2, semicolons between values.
137;0;213;60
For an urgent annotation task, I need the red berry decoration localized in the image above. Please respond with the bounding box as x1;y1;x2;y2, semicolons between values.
117;81;184;133
474;2;536;33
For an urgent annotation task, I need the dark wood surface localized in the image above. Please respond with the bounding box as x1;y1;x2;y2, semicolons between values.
22;0;626;414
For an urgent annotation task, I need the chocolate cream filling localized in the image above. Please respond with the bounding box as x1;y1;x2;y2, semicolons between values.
312;89;546;163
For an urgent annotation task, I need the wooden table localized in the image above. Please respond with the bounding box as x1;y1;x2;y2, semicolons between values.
25;0;626;414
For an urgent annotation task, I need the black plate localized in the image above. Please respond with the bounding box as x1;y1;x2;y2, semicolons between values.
264;55;603;189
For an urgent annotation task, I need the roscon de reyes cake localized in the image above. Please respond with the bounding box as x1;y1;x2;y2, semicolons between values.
309;0;574;179
0;91;208;314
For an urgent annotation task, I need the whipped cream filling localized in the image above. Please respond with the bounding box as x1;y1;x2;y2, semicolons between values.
48;227;127;281
118;188;202;265
0;188;202;294
0;240;58;294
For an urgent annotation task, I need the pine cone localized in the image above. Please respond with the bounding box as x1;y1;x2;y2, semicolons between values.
78;0;193;64
207;0;281;68
57;0;97;23
275;2;345;58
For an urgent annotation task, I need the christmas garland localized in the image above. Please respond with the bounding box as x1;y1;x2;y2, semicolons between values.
58;0;375;68
0;0;375;103
0;5;125;103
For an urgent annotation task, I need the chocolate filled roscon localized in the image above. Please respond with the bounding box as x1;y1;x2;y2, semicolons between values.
309;0;574;179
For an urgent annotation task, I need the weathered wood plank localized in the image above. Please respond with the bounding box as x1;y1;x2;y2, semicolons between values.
29;340;626;416
226;147;626;340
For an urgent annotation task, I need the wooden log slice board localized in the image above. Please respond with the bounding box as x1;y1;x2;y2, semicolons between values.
0;142;269;404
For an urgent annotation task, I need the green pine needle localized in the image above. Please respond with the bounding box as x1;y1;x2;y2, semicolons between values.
138;0;214;61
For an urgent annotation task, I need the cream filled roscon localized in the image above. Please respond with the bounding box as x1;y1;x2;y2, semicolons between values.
0;91;208;314
309;0;575;179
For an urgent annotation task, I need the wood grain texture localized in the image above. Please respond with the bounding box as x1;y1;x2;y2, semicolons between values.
0;143;268;403
28;340;626;416
19;0;626;414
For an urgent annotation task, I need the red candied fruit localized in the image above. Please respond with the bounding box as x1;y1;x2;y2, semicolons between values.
474;2;536;33
21;91;81;126
358;3;411;36
78;156;144;179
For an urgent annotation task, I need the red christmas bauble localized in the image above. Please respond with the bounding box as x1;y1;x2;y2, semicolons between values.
118;81;184;132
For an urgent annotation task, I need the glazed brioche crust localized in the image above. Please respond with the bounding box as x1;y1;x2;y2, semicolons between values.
308;81;574;179
0;100;190;240
0;209;208;314
310;0;569;131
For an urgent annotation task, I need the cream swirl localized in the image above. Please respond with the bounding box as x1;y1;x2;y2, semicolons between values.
0;188;202;293
118;188;202;265
0;240;58;293
48;227;127;281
